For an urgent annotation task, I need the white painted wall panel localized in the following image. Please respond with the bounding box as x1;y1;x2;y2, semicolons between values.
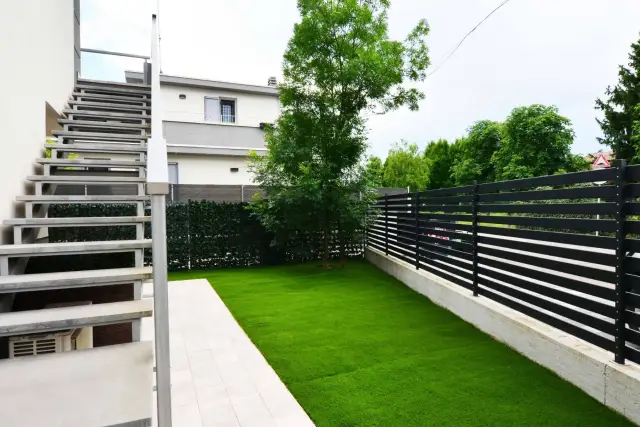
161;85;279;127
168;154;254;185
0;0;75;244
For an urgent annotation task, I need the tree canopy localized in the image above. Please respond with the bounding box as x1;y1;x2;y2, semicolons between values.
596;34;640;163
382;141;429;191
250;0;431;266
492;105;576;181
452;120;503;185
424;139;455;189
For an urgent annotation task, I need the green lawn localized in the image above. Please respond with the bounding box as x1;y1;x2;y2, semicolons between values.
170;262;633;427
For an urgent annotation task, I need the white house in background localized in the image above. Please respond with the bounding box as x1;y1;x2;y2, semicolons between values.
125;71;280;185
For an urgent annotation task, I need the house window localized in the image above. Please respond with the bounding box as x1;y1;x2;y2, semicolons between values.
220;99;236;123
230;167;239;173
204;97;236;123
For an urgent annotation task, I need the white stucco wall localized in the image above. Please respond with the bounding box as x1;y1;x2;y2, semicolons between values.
161;85;280;128
0;0;76;243
168;154;254;185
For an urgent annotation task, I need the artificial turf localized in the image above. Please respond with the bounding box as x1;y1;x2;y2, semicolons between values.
169;261;634;427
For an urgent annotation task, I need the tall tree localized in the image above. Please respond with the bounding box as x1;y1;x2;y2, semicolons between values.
250;0;431;267
382;140;429;191
424;139;455;189
452;120;503;185
364;156;384;187
595;34;640;162
492;105;575;180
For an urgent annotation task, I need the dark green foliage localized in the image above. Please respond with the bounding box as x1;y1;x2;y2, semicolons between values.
424;138;455;189
453;120;503;185
41;201;364;272
596;34;640;162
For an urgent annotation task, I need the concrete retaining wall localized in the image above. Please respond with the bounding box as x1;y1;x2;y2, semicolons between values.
365;247;640;424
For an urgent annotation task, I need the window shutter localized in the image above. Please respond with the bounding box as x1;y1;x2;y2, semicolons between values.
204;97;220;122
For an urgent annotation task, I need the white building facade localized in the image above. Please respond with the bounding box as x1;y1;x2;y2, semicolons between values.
126;72;280;186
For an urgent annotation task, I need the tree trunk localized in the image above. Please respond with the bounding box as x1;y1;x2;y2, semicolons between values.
339;220;346;268
322;223;330;268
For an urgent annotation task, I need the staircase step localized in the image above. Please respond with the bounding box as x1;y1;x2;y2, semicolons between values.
52;130;148;141
37;158;146;168
58;119;150;130
17;194;149;204
45;143;146;154
0;299;152;337
0;341;153;427
77;77;151;89
76;83;151;96
28;175;145;184
5;216;150;228
0;267;152;293
72;92;151;104
68;100;150;112
62;109;151;121
0;239;151;257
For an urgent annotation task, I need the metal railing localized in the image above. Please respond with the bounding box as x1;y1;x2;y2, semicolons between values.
80;48;151;84
204;114;236;123
147;13;173;427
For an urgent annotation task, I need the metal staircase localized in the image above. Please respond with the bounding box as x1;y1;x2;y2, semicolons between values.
0;78;157;427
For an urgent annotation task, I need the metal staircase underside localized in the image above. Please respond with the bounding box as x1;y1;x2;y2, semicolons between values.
0;78;155;427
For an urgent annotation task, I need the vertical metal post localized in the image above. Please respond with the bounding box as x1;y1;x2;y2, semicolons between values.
151;195;172;422
149;13;173;426
384;195;389;256
414;191;420;269
472;180;479;296
615;159;627;364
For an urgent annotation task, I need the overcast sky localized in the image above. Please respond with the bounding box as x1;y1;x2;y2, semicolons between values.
82;0;640;159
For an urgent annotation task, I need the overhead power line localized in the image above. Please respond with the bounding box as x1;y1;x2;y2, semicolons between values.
426;0;515;79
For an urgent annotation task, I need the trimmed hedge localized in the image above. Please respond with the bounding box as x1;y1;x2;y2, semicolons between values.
39;201;363;272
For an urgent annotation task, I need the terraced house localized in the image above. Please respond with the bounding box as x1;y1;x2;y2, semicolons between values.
0;1;173;426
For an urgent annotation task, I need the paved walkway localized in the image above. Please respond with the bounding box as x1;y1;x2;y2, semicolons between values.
144;279;314;427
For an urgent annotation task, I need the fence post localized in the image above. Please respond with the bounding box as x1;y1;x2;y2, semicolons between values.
385;194;389;256
472;180;479;296
615;159;628;364
414;191;420;269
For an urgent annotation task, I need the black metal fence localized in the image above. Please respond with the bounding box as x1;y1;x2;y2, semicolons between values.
367;161;640;365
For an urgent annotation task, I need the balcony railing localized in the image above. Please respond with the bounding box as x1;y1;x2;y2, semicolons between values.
204;114;236;123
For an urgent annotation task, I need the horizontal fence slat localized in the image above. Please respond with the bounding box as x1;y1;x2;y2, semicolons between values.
476;215;616;233
627;183;640;198
626;326;640;348
479;278;615;335
625;221;640;235
419;194;473;205
419;227;472;243
479;246;615;284
627;346;640;364
627;274;640;293
477;235;615;267
419;252;473;280
420;234;473;253
627;164;640;181
478;169;616;192
418;243;473;269
478;203;614;215
625;257;640;275
477;185;614;203
478;266;616;318
626;203;640;215
418;204;473;214
418;246;473;272
479;286;615;352
379;192;413;201
417;258;472;290
417;185;473;198
479;256;615;301
477;226;616;250
420;240;474;260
